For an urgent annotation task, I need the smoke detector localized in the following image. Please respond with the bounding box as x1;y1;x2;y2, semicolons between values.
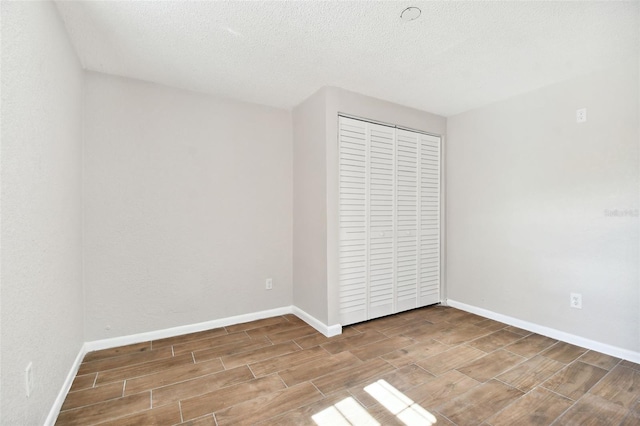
400;7;421;21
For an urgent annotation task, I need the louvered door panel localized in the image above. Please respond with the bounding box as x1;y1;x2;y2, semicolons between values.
338;117;368;325
367;124;396;318
338;116;441;325
395;130;419;312
418;134;441;306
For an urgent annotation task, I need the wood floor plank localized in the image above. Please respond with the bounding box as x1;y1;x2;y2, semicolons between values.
192;335;271;362
150;327;227;349
619;401;640;426
321;330;387;354
496;354;565;392
68;373;96;393
224;316;289;334
486;387;572;426
467;329;523;353
474;318;509;332
95;353;194;385
436;379;523;425
249;346;328;377
282;314;308;327
351;312;412;333
620;360;640;371
214;382;324;425
221;341;300;369
372;401;455;426
554;393;629;425
78;347;173;375
405;369;481;409
180;375;287;421
245;321;309;339
348;364;436;408
456;349;526;382
123;357;224;395
542;361;608;400
588;365;640;408
83;342;152;363
61;381;124;411
265;325;319;344
385;320;447;339
293;326;360;349
55;392;150;426
174;415;217;426
418;306;466;323
350;336;413;361
453;311;486;324
417;345;486;376
312;358;396;395
93;403;181;426
151;365;255;407
431;323;492;345
254;391;352;426
171;331;251;355
540;341;588;364
503;325;532;336
381;338;449;368
278;351;361;387
578;350;621;370
504;333;557;358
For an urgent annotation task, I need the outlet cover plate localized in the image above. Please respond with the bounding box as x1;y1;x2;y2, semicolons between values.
576;108;587;123
570;293;582;309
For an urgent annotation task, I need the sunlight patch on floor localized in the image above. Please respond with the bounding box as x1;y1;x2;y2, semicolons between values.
365;379;437;426
312;396;380;425
312;379;436;426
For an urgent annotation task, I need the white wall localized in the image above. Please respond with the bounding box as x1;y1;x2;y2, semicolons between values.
1;2;85;424
292;90;329;324
83;73;293;340
446;63;639;353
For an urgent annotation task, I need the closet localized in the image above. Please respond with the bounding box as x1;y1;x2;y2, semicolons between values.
338;115;441;325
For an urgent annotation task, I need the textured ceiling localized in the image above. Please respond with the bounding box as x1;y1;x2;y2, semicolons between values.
55;1;638;116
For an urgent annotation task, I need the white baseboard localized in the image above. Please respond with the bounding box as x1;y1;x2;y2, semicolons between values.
292;306;342;337
447;299;640;364
44;343;88;426
84;306;293;352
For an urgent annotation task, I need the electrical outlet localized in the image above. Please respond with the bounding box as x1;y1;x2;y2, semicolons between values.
570;293;582;309
265;278;273;290
25;362;33;397
576;108;587;123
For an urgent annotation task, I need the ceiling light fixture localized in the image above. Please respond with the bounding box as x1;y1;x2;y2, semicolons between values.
400;6;421;22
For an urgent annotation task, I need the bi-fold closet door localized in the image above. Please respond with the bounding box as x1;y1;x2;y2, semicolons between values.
338;115;441;326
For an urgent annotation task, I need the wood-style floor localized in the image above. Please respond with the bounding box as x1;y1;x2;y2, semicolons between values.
56;306;640;425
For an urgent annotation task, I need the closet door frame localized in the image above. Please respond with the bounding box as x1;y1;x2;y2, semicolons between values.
337;114;445;325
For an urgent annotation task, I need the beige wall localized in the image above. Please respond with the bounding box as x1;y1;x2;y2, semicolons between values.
83;73;293;340
1;2;85;424
446;63;639;352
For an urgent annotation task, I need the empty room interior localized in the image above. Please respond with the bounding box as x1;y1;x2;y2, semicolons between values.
1;1;639;425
